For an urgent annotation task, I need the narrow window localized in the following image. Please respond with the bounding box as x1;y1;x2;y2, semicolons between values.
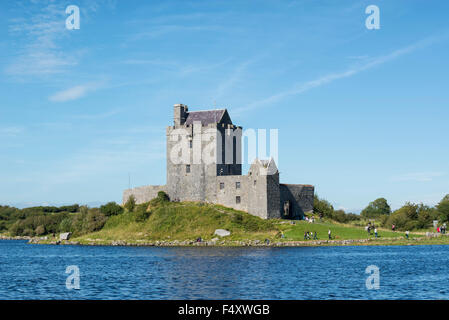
236;182;240;189
186;165;190;173
189;140;193;148
236;196;241;204
220;182;224;190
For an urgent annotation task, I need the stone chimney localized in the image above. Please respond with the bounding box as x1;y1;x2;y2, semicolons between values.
173;103;188;126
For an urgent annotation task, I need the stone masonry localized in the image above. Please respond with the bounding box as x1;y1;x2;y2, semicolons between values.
123;104;314;219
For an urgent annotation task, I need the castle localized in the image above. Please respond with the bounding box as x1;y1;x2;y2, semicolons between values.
123;104;314;219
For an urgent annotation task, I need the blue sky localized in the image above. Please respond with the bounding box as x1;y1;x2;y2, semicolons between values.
1;0;448;211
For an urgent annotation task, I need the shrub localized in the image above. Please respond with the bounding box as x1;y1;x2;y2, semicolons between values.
134;203;150;222
437;197;449;223
157;191;170;202
100;202;123;217
124;195;136;212
149;191;170;207
59;218;73;233
361;198;391;218
85;209;107;233
313;195;334;218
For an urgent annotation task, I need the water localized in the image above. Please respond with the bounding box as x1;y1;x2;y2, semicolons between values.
1;240;449;299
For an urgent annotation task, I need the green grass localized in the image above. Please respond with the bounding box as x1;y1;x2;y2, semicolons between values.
75;201;278;243
279;219;412;241
67;201;437;246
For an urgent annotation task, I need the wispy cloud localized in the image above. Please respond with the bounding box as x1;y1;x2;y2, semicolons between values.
214;59;255;100
6;2;75;77
49;82;103;102
72;108;123;120
0;126;25;137
390;172;446;182
236;34;448;114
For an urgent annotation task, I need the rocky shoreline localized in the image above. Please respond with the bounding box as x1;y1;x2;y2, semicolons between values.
3;234;447;247
26;236;429;247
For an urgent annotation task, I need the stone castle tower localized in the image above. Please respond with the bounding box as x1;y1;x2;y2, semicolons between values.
123;104;314;219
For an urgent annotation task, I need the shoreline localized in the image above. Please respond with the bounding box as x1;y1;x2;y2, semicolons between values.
2;234;449;247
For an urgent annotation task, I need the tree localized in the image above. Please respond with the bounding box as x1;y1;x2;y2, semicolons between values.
361;198;391;218
85;209;107;233
437;196;449;223
100;202;123;217
124;195;136;212
313;195;334;218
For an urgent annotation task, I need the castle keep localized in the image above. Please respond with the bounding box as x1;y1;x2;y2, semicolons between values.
123;104;314;219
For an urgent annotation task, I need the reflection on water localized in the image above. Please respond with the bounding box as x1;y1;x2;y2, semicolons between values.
1;240;449;299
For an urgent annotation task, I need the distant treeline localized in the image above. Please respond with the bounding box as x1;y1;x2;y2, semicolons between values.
0;202;124;237
314;194;449;230
2;192;449;236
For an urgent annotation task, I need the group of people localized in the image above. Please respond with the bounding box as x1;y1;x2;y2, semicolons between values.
304;216;316;223
303;231;318;240
365;222;379;238
303;229;333;240
437;224;447;234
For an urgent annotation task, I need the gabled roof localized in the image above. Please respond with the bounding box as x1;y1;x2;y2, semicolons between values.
185;109;232;125
249;158;279;175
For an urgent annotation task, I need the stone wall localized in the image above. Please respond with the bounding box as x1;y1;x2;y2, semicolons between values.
279;184;314;219
122;185;166;205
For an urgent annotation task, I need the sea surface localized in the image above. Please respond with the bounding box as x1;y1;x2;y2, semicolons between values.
1;240;448;299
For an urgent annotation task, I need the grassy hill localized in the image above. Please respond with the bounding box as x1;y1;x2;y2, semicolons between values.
74;201;279;243
68;199;431;245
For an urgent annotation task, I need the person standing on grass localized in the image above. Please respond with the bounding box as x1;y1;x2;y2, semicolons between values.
405;230;409;239
328;229;332;240
313;231;318;240
374;228;378;239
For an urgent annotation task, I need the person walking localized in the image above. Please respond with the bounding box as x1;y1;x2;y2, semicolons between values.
405;230;409;239
313;231;318;240
328;229;332;240
374;228;378;239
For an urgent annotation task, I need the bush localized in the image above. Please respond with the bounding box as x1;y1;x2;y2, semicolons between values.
100;202;123;217
134;203;150;222
332;210;347;223
149;191;170;207
361;198;391;218
85;209;107;233
59;218;73;233
313;195;334;218
124;196;136;212
157;191;170;202
437;197;449;223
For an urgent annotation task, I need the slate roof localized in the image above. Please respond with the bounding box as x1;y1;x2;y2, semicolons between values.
185;109;227;125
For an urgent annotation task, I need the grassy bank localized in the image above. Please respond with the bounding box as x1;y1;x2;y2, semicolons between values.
6;199;449;247
57;201;443;246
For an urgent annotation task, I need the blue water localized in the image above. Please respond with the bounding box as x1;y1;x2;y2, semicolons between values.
1;240;449;299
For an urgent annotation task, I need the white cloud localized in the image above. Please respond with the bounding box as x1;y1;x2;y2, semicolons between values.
49;83;102;102
236;34;448;114
0;126;24;137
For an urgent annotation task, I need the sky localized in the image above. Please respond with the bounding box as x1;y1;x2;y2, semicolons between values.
0;0;448;212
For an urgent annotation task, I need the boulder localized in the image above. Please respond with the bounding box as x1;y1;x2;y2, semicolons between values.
59;232;72;241
214;229;231;237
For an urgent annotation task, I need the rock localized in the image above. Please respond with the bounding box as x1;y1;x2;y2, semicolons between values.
214;229;231;237
59;232;71;241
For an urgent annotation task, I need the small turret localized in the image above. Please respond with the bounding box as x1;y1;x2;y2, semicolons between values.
174;103;188;126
